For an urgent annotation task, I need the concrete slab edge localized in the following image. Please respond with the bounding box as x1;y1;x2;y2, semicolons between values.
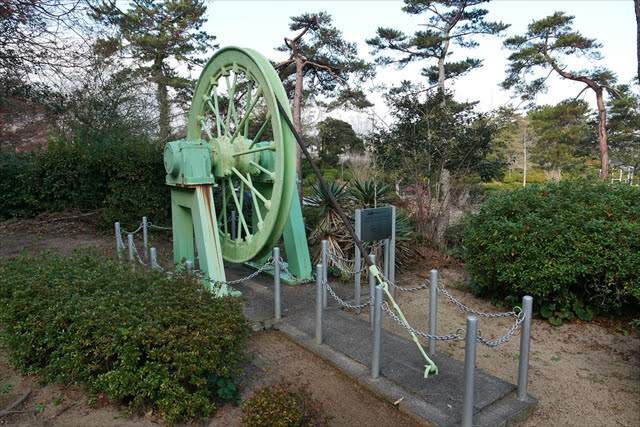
474;393;539;427
275;322;443;426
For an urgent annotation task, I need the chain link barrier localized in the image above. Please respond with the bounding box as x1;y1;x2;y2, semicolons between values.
200;257;275;285
324;278;372;311
129;237;149;266
383;300;526;347
382;302;463;341
477;310;526;347
120;222;144;235
147;222;173;231
278;258;316;284
326;251;368;275
437;283;518;318
386;276;429;292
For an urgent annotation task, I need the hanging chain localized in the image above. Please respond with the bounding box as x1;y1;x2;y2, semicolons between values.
477;310;526;347
147;222;173;231
325;279;372;310
120;222;144;235
129;236;149;266
326;251;368;275
386;275;429;292
199;257;275;285
278;258;316;284
382;302;463;341
438;283;519;318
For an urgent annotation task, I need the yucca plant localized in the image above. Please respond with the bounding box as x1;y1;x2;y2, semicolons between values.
349;179;396;208
304;180;353;268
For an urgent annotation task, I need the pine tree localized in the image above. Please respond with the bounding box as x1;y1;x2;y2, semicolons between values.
502;11;619;179
90;0;217;142
274;12;373;196
367;0;508;95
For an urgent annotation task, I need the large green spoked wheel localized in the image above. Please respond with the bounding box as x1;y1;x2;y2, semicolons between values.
187;47;296;263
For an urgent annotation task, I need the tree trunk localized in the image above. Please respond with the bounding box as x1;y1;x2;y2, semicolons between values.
636;0;640;80
437;36;450;94
154;59;170;142
595;88;610;179
437;34;451;109
436;168;451;243
293;60;304;203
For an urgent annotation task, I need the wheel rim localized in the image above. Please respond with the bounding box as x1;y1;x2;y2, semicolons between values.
187;47;296;263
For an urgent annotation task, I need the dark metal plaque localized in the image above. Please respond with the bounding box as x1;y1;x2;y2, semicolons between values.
359;206;393;242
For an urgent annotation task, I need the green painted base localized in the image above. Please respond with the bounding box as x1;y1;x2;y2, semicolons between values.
244;261;304;285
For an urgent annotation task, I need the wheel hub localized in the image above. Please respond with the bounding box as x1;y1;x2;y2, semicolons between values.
210;135;262;178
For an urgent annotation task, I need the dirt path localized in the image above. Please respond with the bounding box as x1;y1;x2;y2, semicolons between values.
1;223;639;426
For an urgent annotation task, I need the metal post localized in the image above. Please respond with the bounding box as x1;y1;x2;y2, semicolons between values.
355;256;361;314
354;209;362;304
462;316;478;427
372;284;383;379
429;269;439;356
517;295;534;400
115;222;122;259
389;206;396;285
127;234;134;261
185;260;194;273
384;238;393;297
274;247;281;321
321;239;328;309
315;264;323;345
231;211;237;240
142;216;149;259
150;247;158;270
368;253;376;326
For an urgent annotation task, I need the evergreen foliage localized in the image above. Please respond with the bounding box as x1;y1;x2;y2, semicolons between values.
90;0;217;141
462;180;640;324
367;0;508;91
0;251;252;423
316;117;364;167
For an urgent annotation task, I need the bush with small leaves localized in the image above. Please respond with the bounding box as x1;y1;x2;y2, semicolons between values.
462;179;640;324
241;380;331;427
0;250;252;423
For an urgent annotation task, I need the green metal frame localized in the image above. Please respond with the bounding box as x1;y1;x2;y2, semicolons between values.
164;47;311;294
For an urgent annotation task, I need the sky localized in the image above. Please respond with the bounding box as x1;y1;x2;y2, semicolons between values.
204;0;637;129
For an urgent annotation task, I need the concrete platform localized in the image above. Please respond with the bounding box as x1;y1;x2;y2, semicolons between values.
227;264;538;426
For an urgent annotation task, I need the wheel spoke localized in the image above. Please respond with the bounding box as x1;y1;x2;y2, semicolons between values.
205;84;222;137
249;160;276;180
250;113;271;148
228;177;250;238
244;79;254;138
229;87;263;145
247;173;264;227
199;117;215;142
231;167;271;210
232;142;275;158
237;180;244;239
221;182;228;234
224;70;239;135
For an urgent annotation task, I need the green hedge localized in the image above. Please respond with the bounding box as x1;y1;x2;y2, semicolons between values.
0;251;252;422
462;180;640;324
0;131;170;229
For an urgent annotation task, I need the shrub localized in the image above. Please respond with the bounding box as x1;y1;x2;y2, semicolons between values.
0;251;252;422
0;131;170;229
462;179;640;324
241;380;331;427
0;149;38;217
